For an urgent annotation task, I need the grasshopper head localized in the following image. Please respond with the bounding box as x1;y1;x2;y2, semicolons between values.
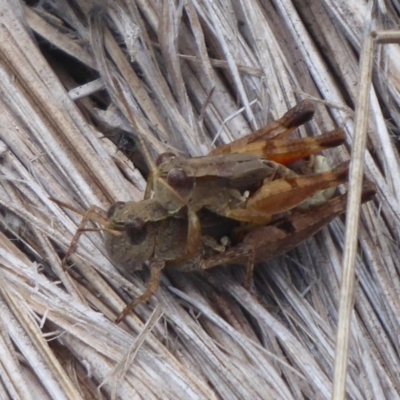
104;201;157;271
104;199;189;272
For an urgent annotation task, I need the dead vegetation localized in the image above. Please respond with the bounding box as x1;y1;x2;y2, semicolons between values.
0;1;399;399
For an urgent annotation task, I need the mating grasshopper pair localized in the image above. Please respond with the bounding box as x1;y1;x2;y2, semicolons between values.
57;94;375;323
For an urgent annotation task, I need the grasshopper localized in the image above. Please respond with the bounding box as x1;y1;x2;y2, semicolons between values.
102;181;375;323
149;101;347;222
55;81;375;322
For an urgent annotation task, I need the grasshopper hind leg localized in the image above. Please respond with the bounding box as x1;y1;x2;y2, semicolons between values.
222;161;350;224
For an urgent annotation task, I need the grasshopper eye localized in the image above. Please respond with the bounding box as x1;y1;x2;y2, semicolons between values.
156;152;176;166
107;202;126;219
125;217;147;244
167;168;194;191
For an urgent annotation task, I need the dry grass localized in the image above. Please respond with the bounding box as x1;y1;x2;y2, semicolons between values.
0;1;399;399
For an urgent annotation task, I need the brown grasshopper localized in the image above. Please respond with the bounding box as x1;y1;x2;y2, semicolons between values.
54;82;376;323
102;181;375;323
148;100;347;222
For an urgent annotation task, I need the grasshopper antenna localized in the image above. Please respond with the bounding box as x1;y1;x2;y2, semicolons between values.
49;197;88;217
49;197;121;268
112;77;157;176
111;77;188;209
49;197;121;234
